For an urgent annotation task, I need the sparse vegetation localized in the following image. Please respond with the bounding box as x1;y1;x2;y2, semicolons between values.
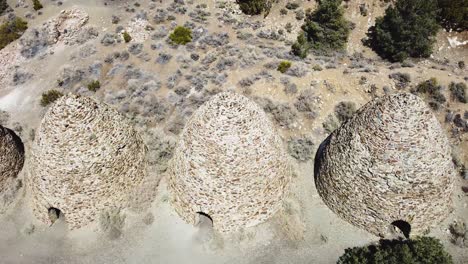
0;0;9;15
287;136;314;162
285;2;299;10
122;31;132;43
365;0;439;62
337;237;453;264
323;114;340;133
277;61;292;73
0;17;28;50
312;64;323;71
292;0;350;56
334;101;357;122
40;90;63;107
87;80;101;92
412;78;447;109
169;26;192;45
449;82;467;103
32;0;43;11
389;72;411;89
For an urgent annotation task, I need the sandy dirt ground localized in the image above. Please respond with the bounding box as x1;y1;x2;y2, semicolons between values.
0;0;467;263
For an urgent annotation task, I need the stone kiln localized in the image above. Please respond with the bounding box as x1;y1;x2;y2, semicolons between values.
0;125;24;192
168;92;291;233
30;94;147;229
315;93;455;237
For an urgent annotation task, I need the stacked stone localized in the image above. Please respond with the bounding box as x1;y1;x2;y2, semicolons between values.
168;92;291;233
315;93;455;236
29;94;147;229
0;126;24;191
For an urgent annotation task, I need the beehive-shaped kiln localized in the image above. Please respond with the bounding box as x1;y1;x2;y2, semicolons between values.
30;94;147;229
169;92;291;233
315;93;455;236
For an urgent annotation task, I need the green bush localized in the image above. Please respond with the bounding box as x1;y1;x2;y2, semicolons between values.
292;0;350;57
237;0;269;15
87;80;101;92
437;0;468;32
169;26;192;45
122;31;132;43
291;32;311;58
335;101;357;122
412;78;447;109
337;237;453;264
40;90;63;107
365;0;439;62
32;0;43;11
449;82;467;103
277;61;292;73
0;17;28;50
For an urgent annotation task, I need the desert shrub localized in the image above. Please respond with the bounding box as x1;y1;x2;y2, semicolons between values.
285;2;299;10
437;0;468;32
40;90;63;107
458;61;465;69
389;72;411;89
122;31;132;43
295;9;305;20
32;0;43;11
337;237;453;264
449;82;467;103
0;18;28;50
292;0;350;56
277;61;292;73
237;0;269;15
285;22;293;32
280;8;288;15
365;0;439;62
413;78;447;106
0;0;9;15
312;64;323;71
87;80;101;92
323;114;340;133
169;26;192;45
335;101;357;122
287;136;314;162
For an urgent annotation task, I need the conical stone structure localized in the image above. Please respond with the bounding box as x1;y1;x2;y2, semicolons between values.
315;93;455;237
0;126;25;191
168;92;291;233
30;94;147;229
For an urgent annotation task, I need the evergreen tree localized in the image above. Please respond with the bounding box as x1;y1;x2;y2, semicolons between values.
437;0;468;32
237;0;269;15
366;0;439;62
291;0;350;57
338;237;453;264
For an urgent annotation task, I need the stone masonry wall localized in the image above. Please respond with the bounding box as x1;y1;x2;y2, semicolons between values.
0;125;24;192
315;93;455;237
168;92;291;233
29;94;147;229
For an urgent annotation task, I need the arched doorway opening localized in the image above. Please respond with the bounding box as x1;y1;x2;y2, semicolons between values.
48;207;63;225
391;220;411;239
